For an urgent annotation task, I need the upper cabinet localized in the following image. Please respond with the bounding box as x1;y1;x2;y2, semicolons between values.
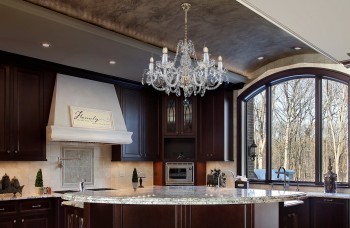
198;86;233;161
0;64;55;161
162;95;197;137
112;83;160;161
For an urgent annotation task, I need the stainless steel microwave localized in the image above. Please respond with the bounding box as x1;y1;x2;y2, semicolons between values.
165;162;194;185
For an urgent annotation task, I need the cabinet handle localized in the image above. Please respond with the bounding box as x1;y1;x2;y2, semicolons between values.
13;220;16;223
32;204;42;208
76;215;78;218
7;150;10;154
22;219;24;223
324;199;333;202
0;208;5;211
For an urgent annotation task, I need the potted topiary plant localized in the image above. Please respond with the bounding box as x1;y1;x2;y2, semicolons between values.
35;169;43;194
132;168;138;190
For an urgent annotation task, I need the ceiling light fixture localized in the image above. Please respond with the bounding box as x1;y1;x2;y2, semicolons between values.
41;42;51;48
257;56;264;60
142;3;228;101
293;47;302;50
109;60;116;65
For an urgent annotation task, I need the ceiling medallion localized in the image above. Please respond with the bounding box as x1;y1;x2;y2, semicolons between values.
142;3;228;102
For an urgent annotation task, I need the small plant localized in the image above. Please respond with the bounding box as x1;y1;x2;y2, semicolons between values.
132;168;138;183
35;169;43;187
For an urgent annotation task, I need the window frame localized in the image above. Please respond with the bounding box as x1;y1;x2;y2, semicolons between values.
237;67;350;186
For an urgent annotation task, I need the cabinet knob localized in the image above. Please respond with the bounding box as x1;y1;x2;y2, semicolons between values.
22;219;24;223
14;150;18;154
7;150;10;154
76;215;78;218
13;220;16;223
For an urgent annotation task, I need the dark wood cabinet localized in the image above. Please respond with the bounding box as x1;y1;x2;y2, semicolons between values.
0;198;54;228
162;95;197;137
63;205;83;228
112;83;160;161
84;202;253;228
310;197;348;228
0;64;55;161
198;85;233;161
279;199;309;228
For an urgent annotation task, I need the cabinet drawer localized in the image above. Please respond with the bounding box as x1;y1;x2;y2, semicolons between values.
0;201;17;215
20;199;51;212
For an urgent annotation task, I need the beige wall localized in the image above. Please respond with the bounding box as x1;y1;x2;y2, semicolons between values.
0;142;153;194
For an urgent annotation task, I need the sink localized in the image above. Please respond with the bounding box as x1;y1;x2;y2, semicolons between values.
284;200;304;207
85;188;115;191
53;190;79;194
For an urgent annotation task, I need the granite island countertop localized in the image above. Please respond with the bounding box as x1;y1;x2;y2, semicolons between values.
61;186;307;205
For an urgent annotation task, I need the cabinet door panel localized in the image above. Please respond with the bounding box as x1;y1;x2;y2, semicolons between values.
120;88;142;159
311;197;348;228
163;96;178;135
0;65;10;158
0;219;16;228
21;215;49;228
120;205;177;228
13;67;45;160
143;91;159;160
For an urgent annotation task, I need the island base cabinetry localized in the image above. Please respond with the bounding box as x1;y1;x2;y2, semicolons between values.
84;203;253;228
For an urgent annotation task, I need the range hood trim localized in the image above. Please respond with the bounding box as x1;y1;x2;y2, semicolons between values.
46;125;132;144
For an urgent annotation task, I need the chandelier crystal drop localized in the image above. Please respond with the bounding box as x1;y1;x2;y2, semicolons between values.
141;3;228;100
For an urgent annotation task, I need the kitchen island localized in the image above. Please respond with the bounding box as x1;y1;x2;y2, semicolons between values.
61;186;306;228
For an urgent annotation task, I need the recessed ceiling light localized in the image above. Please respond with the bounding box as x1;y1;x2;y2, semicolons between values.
347;53;350;57
41;42;51;48
109;60;116;65
257;56;264;60
293;47;302;50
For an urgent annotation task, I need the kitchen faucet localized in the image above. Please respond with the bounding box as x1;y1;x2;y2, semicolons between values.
79;179;86;192
277;167;287;191
217;170;235;189
295;177;300;191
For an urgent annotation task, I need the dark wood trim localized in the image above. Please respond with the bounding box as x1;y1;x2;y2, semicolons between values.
315;76;322;184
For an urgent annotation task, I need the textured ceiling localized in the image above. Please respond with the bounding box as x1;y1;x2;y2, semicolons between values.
24;0;316;77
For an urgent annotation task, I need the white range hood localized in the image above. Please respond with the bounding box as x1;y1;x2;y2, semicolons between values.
46;74;132;144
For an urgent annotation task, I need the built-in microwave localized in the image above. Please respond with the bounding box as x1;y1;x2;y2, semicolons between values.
165;162;194;185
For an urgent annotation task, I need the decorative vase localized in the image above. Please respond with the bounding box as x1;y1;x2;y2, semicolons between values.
132;182;138;190
324;158;337;193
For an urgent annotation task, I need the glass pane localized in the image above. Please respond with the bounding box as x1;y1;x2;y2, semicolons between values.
322;79;348;183
271;78;315;182
247;91;266;180
183;100;193;132
166;99;176;132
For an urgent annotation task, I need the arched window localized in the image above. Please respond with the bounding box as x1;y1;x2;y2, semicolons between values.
237;68;349;185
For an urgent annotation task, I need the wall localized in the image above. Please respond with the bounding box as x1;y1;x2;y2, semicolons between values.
0;142;153;194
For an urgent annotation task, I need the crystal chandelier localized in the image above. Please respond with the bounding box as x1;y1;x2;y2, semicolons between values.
142;3;228;100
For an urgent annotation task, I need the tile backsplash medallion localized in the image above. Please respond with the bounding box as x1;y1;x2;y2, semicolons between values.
0;142;153;194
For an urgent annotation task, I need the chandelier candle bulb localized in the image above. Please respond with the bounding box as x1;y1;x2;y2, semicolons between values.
149;57;154;72
162;47;168;64
203;47;209;64
218;56;223;71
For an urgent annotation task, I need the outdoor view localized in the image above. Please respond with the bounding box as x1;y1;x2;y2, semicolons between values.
249;77;348;183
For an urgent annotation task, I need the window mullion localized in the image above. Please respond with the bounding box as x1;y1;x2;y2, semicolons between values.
266;86;272;181
315;76;322;184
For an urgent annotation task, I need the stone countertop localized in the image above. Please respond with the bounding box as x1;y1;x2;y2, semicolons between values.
306;192;350;199
60;186;307;205
0;193;60;201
